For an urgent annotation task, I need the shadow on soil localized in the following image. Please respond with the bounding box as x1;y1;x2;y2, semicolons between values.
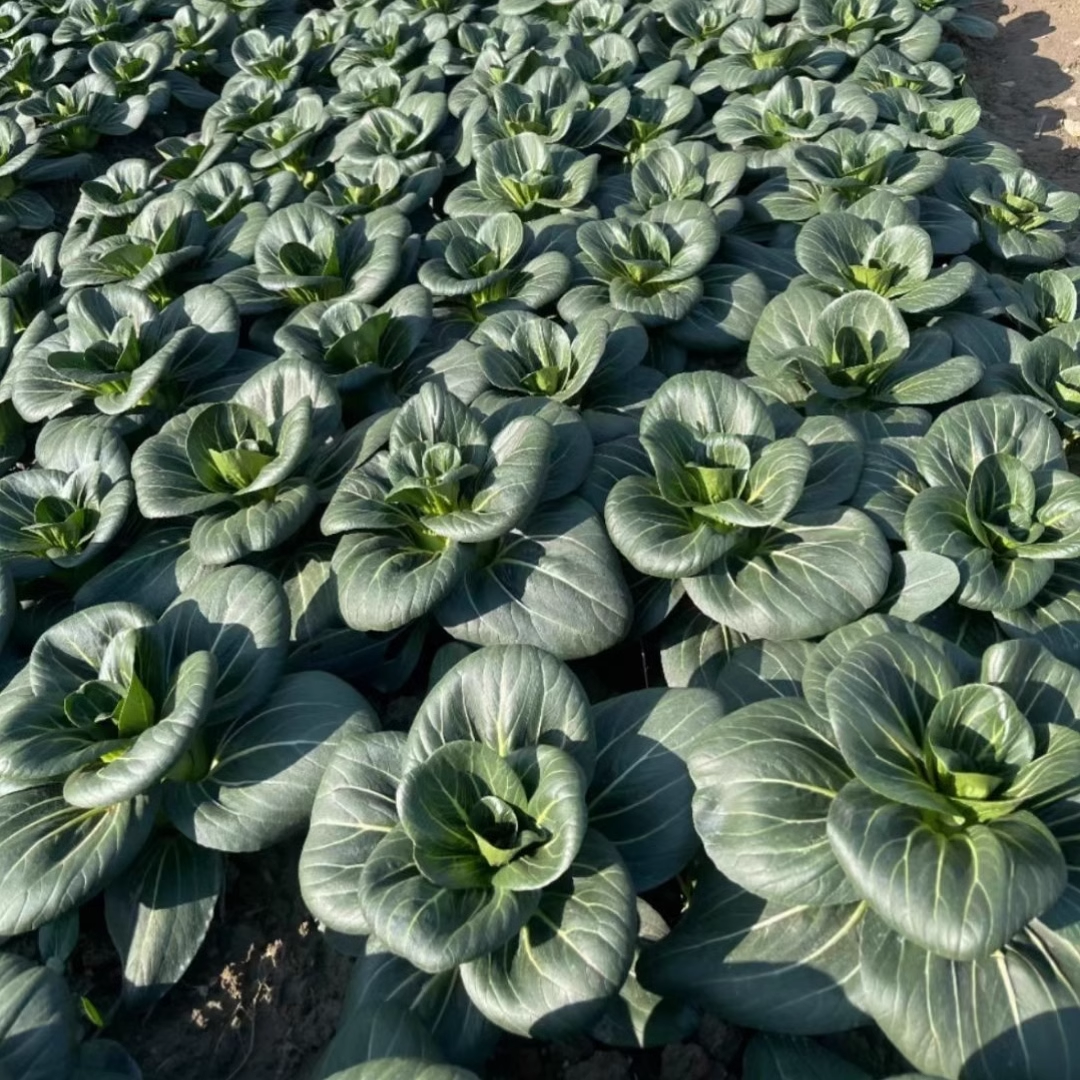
968;1;1080;188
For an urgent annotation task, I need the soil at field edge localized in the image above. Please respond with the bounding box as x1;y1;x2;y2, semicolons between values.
967;1;1080;192
106;844;351;1080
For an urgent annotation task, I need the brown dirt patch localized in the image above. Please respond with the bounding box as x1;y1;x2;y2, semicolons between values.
967;1;1080;189
103;844;351;1080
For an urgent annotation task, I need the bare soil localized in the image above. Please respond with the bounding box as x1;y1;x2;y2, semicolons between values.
100;844;352;1080
967;1;1080;190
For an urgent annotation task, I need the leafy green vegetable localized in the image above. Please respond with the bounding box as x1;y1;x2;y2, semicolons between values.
3;0;1080;1070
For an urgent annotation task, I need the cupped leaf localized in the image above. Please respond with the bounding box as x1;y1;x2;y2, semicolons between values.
29;603;154;699
883;551;960;622
828;780;1066;960
0;786;158;934
904;485;1053;612
61;649;216;809
399;741;546;890
358;823;542;974
300;731;406;939
458;830;636;1039
605;475;736;580
917;396;1064;491
422;417;552;544
824;633;961;815
405;644;595;780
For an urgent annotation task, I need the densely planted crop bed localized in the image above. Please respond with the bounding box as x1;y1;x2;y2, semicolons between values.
2;0;1080;1078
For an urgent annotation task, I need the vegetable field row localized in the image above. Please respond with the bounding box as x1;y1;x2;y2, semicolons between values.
1;0;1079;1078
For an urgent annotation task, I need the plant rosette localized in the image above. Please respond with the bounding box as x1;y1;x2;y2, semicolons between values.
131;356;340;566
321;380;631;659
301;643;724;1042
0;564;375;1006
640;618;1080;1078
902;396;1080;613
604;369;891;640
0;416;132;580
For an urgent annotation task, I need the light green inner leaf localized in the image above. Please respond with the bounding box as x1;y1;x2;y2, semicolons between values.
22;495;100;556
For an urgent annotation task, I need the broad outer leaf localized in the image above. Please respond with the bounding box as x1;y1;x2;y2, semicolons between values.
658;607;810;701
459;830;637;1039
0;952;77;1080
742;1033;872;1080
313;1000;442;1080
73;526;211;617
684;508;891;641
321;938;498;1072
882;551;960;622
104;831;224;1009
637;865;869;1035
405;644;595;781
157;565;289;726
588;688;724;891
300;732;406;938
794;414;864;510
165;671;377;851
691;698;858;908
588;899;699;1050
860;911;1080;1080
0;786;158;934
189;478;318;565
437;497;632;660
